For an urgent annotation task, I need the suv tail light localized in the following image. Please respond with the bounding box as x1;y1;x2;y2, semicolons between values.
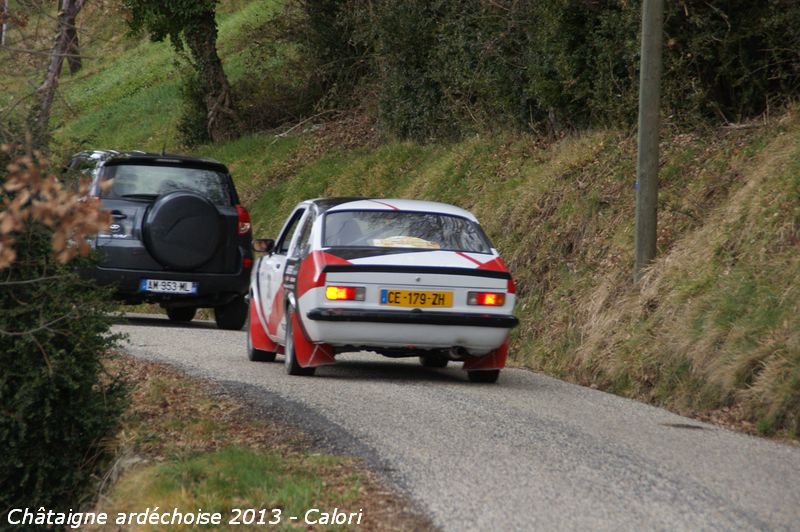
467;291;506;306
236;205;252;236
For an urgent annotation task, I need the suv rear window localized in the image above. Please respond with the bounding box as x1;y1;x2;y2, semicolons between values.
323;210;493;254
101;164;231;205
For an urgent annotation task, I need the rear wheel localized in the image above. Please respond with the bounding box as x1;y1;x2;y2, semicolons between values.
166;307;196;323
246;313;276;362
467;369;500;383
214;296;248;330
284;307;315;376
419;353;449;368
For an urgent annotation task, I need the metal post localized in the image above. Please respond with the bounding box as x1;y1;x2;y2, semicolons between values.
634;0;664;282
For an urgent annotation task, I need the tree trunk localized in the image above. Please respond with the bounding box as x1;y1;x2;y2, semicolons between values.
65;10;82;74
57;0;82;74
28;0;84;150
183;8;240;142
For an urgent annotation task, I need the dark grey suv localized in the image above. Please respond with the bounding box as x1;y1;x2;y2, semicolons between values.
66;150;253;330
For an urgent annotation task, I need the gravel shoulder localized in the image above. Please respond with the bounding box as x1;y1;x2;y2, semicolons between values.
115;314;800;531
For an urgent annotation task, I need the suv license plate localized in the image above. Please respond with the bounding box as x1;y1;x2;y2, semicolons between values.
140;279;198;295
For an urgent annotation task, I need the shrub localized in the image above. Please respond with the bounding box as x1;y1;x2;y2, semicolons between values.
270;0;800;138
527;0;800;128
0;149;126;517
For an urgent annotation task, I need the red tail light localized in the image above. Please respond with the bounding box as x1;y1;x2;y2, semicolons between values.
326;286;365;301
236;205;252;236
468;291;506;306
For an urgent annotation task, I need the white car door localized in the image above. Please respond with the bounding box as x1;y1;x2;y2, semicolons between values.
259;206;307;341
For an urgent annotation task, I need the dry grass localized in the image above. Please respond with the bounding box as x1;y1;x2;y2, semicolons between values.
570;110;800;436
92;354;434;531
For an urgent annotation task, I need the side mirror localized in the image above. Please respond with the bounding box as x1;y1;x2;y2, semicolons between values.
253;238;275;254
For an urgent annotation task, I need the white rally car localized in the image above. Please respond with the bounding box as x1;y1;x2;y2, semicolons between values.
246;198;518;382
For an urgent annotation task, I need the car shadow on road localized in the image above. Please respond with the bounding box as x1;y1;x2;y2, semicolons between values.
311;358;472;384
311;357;545;390
113;314;219;330
116;314;499;386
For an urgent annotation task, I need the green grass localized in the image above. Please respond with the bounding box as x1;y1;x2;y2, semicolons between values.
54;0;284;153
107;448;361;531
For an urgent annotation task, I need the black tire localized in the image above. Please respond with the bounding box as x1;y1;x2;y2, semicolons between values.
284;307;315;376
143;191;222;271
467;369;500;383
246;313;277;362
214;296;248;331
166;307;196;322
419;353;449;368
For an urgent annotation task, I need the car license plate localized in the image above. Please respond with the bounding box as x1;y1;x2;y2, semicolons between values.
380;289;452;308
140;279;198;295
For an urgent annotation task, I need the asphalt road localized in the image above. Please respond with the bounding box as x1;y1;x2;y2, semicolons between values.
115;314;800;531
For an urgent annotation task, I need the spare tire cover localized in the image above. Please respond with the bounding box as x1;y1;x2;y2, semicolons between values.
143;191;222;270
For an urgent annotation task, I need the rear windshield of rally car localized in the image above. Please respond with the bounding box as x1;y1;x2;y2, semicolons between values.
100;163;232;206
323;210;493;254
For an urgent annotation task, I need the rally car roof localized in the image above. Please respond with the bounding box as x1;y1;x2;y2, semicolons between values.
309;197;479;222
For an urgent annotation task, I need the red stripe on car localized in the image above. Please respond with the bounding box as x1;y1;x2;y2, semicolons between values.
368;199;399;210
477;256;515;293
456;251;483;266
296;250;352;298
477;257;509;272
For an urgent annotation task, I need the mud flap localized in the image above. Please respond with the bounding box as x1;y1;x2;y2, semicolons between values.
291;310;336;368
462;340;508;371
249;299;279;352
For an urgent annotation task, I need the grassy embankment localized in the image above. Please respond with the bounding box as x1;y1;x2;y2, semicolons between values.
52;0;799;437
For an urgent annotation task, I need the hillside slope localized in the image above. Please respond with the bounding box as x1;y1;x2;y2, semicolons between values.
51;1;799;437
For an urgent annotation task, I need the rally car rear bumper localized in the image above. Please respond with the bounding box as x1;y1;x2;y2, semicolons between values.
306;307;519;328
302;307;517;355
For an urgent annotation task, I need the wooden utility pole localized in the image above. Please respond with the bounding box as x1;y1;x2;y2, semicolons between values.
634;0;664;282
0;0;9;47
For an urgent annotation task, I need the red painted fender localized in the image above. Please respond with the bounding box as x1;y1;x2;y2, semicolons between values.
462;339;508;370
291;309;336;368
296;250;351;298
249;300;279;352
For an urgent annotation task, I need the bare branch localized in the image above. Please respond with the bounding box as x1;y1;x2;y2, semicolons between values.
271;109;339;144
0;43;89;57
0;274;67;286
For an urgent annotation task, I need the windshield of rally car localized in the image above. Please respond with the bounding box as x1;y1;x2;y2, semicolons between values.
323;210;493;254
